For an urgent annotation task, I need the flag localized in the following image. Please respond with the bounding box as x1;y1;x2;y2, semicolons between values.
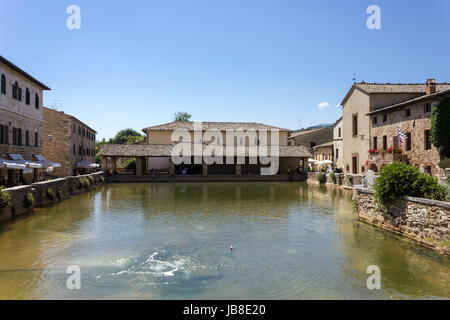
397;127;408;146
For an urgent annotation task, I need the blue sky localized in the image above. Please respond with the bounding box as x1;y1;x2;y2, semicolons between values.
2;0;450;140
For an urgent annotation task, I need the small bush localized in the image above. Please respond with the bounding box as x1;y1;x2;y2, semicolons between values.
412;174;447;202
57;190;62;200
123;158;136;172
346;175;354;185
374;162;447;205
24;192;34;209
46;188;55;201
330;172;337;184
80;177;91;190
87;175;94;185
317;173;327;184
0;186;11;211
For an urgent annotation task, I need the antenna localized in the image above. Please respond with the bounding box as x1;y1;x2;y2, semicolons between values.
353;73;356;83
48;99;63;111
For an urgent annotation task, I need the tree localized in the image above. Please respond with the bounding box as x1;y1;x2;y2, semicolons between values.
173;111;192;122
109;129;143;144
431;98;450;158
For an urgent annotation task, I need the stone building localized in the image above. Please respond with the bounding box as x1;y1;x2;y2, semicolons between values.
366;80;450;177
43;107;98;177
0;55;51;186
287;127;333;154
340;80;450;175
99;121;311;177
332;117;343;169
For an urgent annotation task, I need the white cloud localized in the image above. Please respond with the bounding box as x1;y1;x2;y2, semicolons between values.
318;102;330;109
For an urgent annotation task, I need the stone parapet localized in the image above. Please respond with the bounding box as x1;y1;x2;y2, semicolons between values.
0;172;105;222
355;186;450;254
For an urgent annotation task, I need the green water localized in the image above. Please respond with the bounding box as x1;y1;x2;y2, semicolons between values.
0;182;449;300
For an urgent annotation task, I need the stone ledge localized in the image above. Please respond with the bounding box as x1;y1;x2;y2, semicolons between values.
355;187;450;208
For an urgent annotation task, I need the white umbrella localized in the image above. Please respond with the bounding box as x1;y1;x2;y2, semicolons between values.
308;158;317;163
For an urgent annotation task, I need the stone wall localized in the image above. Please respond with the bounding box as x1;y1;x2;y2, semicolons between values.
43;107;97;177
369;96;445;177
0;172;105;222
307;172;363;188
355;187;450;254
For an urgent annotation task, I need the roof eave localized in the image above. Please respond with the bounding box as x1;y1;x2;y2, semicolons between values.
0;56;51;91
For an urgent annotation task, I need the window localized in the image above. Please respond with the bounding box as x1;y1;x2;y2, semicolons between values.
79;145;82;156
73;144;76;155
372;116;377;125
17;128;22;146
12;81;18;99
25;88;30;105
405;109;411;117
1;74;5;94
73;124;76;133
383;135;387;150
335;148;339;159
373;137;378;150
383;114;387;122
12;127;17;145
35;93;39;109
0;124;4;144
25;130;29;146
34;132;38;147
78;126;81;135
18;87;22;101
424;130;431;150
338;127;341;138
82;128;85;137
1;125;9;145
361;166;365;173
424;104;432;113
406;133;411;151
424;166;432;175
352;114;358;136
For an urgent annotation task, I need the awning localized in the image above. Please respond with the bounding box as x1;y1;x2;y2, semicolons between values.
0;158;26;169
316;160;333;165
8;154;44;168
34;155;62;168
76;160;100;169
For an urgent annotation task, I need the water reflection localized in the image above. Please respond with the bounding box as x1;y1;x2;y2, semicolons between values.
0;182;448;299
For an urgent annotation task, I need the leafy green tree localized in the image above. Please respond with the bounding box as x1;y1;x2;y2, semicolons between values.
110;129;143;144
127;135;145;144
431;98;450;158
173;111;192;122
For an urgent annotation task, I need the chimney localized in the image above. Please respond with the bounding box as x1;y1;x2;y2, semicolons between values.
426;79;436;95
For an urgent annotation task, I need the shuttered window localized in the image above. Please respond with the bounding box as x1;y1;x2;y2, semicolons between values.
35;132;39;147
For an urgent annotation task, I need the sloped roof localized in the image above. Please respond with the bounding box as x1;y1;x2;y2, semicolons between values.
98;144;311;158
340;82;450;106
288;127;331;139
0;55;51;90
366;89;450;116
313;141;334;150
143;121;291;132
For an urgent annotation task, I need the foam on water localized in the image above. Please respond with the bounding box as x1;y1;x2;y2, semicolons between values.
108;250;190;278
